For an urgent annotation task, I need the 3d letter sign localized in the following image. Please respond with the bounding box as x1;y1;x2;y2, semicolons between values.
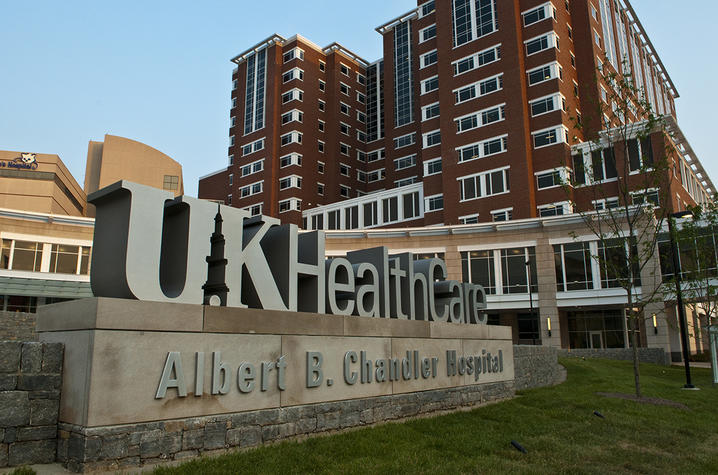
89;181;487;324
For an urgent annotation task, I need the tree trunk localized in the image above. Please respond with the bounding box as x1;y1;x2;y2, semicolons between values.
631;313;642;398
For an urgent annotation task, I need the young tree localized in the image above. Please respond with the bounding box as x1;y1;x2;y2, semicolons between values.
666;200;718;377
564;57;676;397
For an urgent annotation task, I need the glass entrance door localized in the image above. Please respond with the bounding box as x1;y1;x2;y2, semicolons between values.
589;331;604;349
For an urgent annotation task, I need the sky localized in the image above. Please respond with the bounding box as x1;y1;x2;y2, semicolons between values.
2;1;716;196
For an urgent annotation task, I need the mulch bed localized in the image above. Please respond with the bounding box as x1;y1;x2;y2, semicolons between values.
596;392;689;409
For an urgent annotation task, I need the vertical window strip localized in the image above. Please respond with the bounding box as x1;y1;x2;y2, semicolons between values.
394;22;414;127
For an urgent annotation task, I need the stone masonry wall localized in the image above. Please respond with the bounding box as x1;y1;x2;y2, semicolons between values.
0;311;37;342
513;345;566;391
557;348;670;366
0;341;63;467
57;381;513;472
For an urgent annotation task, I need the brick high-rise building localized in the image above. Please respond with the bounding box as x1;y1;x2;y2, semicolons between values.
199;0;714;229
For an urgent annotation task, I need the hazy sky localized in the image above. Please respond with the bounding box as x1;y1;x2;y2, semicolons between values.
2;1;715;196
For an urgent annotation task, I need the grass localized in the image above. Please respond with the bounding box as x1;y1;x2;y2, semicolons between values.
154;358;718;474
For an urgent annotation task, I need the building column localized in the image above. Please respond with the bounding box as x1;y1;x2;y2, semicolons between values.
444;245;462;282
640;235;672;359
535;237;561;348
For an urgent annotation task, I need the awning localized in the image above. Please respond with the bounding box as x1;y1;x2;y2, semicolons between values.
0;276;92;299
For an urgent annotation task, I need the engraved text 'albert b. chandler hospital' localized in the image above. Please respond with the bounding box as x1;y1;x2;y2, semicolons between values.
88;181;487;324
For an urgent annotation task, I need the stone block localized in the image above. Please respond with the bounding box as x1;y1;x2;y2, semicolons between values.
255;408;279;426
316;411;341;431
41;343;64;373
0;375;17;391
28;389;61;400
3;428;16;444
17;374;61;391
295;417;317;434
0;392;30;426
239;427;261;447
30;399;59;426
99;434;129;459
0;442;7;467
203;422;227;449
182;429;204;450
261;424;279;441
8;439;56;465
21;342;43;373
16;425;56;441
174;449;199;460
0;342;22;373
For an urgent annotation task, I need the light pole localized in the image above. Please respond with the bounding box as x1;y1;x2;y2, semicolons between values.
667;210;697;389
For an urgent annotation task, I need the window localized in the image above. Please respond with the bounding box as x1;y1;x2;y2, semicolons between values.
281;109;303;125
538;202;571;216
530;93;563;116
421;76;439;94
357;73;366;85
598;238;640;288
491;208;512;221
368;148;386;162
403;192;421;218
627;137;654;172
281;88;303;104
244;49;267;134
318;140;325;153
593;197;619;210
460;214;479;224
240;181;263;198
279;198;301;213
368;168;385;182
394;21;414;127
228;154;234;166
357;150;367;162
536;168;568;189
340;102;350;115
423;129;441;148
340;143;350;156
357;171;366;182
279;175;302;190
525;32;559;55
420;24;437;42
455;104;505;132
340;82;350;95
424;157;442;176
357;131;367;143
500;247;538;294
340;63;350;76
340;185;351;198
425;194;443;212
1;240;41;272
319;60;325;72
163;175;179;191
340;163;350;176
394;154;416;171
395;176;418;187
318;161;325;174
532;126;567;148
232;79;237;90
527;62;562;85
461;250;497;294
454;74;503;104
280;131;302;146
318;99;325;112
420;50;438;68
243;203;263;216
457;135;508;162
241;159;264;176
422;102;440;121
631;189;660;206
452;0;497;47
318;79;325;92
420;0;435;17
318;120;325;132
282;67;304;83
589;147;617;181
230;116;236;127
230;135;235;146
242;138;265;156
317;183;324;195
340;122;350;135
283;48;304;63
522;2;553;26
356;92;366;104
231;97;237;109
452;44;500;76
394;133;415;149
458;167;510;201
279;153;301;168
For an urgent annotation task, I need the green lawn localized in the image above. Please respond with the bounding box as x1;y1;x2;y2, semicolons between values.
154;358;717;474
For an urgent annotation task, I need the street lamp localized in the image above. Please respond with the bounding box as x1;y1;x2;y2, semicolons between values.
667;210;697;389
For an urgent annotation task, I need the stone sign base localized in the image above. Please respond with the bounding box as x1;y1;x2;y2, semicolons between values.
37;298;515;471
56;381;512;472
